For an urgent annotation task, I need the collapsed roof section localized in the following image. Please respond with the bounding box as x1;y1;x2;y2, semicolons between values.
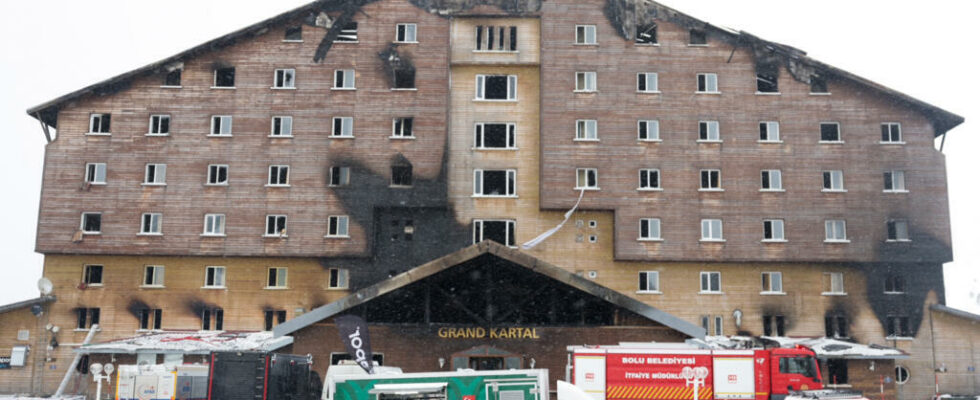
75;330;293;355
695;335;908;360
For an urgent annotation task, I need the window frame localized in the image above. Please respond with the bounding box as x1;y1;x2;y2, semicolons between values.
884;275;906;295
638;271;661;293
395;23;418;43
696;73;719;93
883;170;908;193
575;71;597;92
824;220;849;243
575;168;599;190
763;219;786;242
760;169;783;191
139;213;163;235
273;68;296;89
761;271;784;294
699;169;722;191
212;67;236;88
142;265;165;287
819;122;842;143
202;214;226;237
472;219;516;248
331;117;354;138
267;165;290;187
700;219;724;242
475;74;517;101
574;119;599;141
637;120;661;142
574;25;597;45
143;163;167;185
390;165;413;187
698;120;721;142
822;170;846;192
84;163;107;185
333;69;356;90
326;215;350;238
266;267;288;289
759;121;781;142
284;25;303;42
823;272;847;295
886;219;911;242
636;72;659;93
270;116;293;137
80;212;102;235
328;268;350;289
82;264;104;286
204;266;227;288
475;25;518;52
148;114;171;136
209;115;233;137
88;113;111;135
699;271;722;294
638;218;662;241
473;169;517;198
265;214;288;237
207;164;229;186
391;117;414;139
638;169;661;191
473;123;517;150
328;166;351;187
880;122;904;144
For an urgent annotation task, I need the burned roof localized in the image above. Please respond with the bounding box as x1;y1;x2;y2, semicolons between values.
26;0;962;135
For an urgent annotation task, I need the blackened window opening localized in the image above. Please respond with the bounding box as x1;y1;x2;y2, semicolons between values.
165;70;181;86
478;124;514;148
214;67;235;87
826;359;848;385
887;316;910;337
763;315;785;336
810;76;828;93
392;165;412;186
885;275;905;293
336;22;358;42
825;315;848;338
636;24;657;44
264;310;287;331
84;265;103;284
690;29;707;45
394;68;415;89
83;214;102;233
479;170;514;196
757;74;778;92
285;26;302;41
820;123;840;141
485;76;509;99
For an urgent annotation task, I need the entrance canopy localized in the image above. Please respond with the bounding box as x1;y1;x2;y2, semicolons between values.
275;241;704;338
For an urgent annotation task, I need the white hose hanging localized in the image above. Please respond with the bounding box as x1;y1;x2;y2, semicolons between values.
522;188;586;250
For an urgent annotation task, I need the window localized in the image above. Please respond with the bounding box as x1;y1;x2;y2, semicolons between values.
762;315;786;336
810;75;828;93
267;267;288;288
761;170;782;191
881;123;903;143
84;163;106;185
884;170;907;192
824;272;846;295
327;215;350;238
143;265;165;287
638;120;660;141
886;316;911;338
148;115;170;135
143;164;167;185
822;170;845;191
273;69;295;88
639;218;661;241
332;117;354;137
395;23;417;42
140;213;162;235
81;213;102;234
701;219;723;242
329;166;350;187
210;116;232;136
474;123;516;149
700;169;721;190
391;165;413;187
825;315;848;338
761;272;783;293
575;25;596;44
89;113;111;134
83;264;103;285
476;25;517;51
392;117;414;138
825;220;847;242
698;121;720;141
700;272;722;293
204;266;226;288
575;168;598;189
638;271;659;292
885;275;905;294
638;169;660;190
75;308;100;329
636;23;657;44
138;308;163;330
285;25;302;41
213;67;235;87
271;116;293;137
267;165;289;186
201;308;224;331
575;120;598;141
164;69;181;86
575;72;597;92
689;29;707;45
335;22;358;42
757;73;778;93
637;72;659;93
207;165;228;185
475;75;517;100
887;220;910;242
820;122;841;142
700;315;723;336
759;121;780;142
203;214;225;236
264;310;287;331
473;169;516;197
895;366;910;385
763;219;785;242
696;73;718;92
265;215;287;237
472;219;516;247
328;268;349;289
334;69;355;89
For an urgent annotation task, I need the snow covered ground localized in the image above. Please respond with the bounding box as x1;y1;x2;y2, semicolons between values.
0;396;85;400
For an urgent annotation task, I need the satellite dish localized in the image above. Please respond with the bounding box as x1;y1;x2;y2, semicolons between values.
37;278;54;295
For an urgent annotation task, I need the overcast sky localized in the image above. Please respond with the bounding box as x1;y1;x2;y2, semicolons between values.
0;0;977;312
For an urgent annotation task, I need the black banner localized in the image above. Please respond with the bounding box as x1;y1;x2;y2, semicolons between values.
335;315;374;374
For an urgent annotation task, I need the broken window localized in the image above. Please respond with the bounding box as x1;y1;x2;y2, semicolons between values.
881;123;903;143
884;170;906;192
810;75;828;94
89;113;111;134
140;213;162;235
201;308;224;331
700;271;721;292
575;168;598;189
264;310;288;331
203;214;225;236
271;116;293;137
635;23;657;44
822;170;845;191
335;22;358;42
327;215;349;237
638;271;659;291
164;69;181;87
761;271;783;293
334;69;355;89
575;25;596;45
148;115;170;135
392;117;414;138
472;219;515;247
204;266;226;287
332;117;354;137
143;163;167;185
825;315;848;338
213;67;235;87
267;267;288;288
475;25;517;51
76;308;100;329
474;123;516;149
84;163;106;185
824;272;846;294
820;122;841;142
393;68;415;89
273;69;295;88
826;359;848;385
639;218;661;240
329;166;350;186
284;26;302;41
396;23;417;43
391;165;413;187
637;72;658;92
143;265;165;286
763;220;785;241
267;165;289;186
761;169;782;190
696;73;718;92
638;120;660;141
576;71;596;92
638;169;660;190
575;119;598;140
759;121;780;142
757;73;778;93
762;315;786;336
328;268;349;289
475;75;516;100
824;221;847;243
83;265;103;285
700;169;720;190
210;115;232;136
689;29;707;45
265;215;287;237
138;308;163;330
699;121;720;141
473;169;516;197
207;165;228;185
886;316;911;337
887;220;910;241
885;275;906;294
700;220;723;241
80;212;102;234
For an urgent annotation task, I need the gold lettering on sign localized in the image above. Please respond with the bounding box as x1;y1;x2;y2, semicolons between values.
437;327;540;339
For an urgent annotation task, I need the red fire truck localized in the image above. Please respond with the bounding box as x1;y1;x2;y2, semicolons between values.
567;343;863;400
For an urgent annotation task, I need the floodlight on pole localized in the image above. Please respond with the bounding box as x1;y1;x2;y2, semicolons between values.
684;366;710;400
